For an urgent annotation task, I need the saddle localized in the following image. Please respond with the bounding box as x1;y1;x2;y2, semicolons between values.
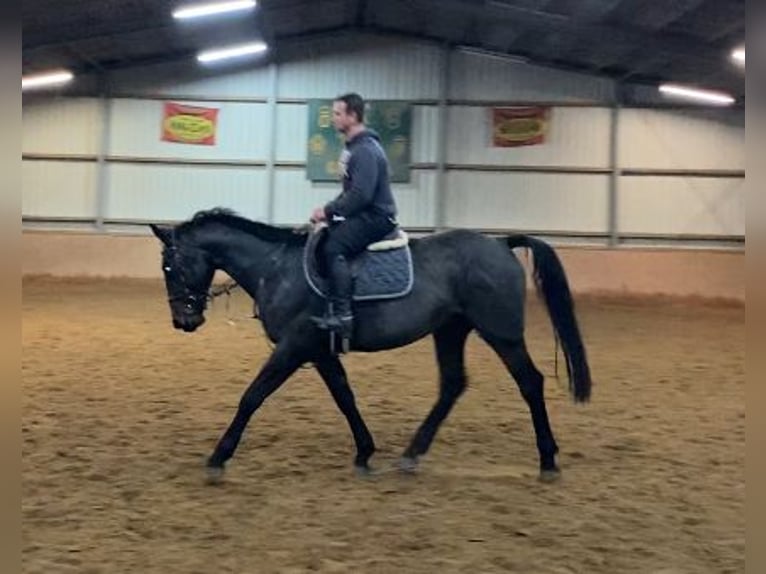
303;224;414;302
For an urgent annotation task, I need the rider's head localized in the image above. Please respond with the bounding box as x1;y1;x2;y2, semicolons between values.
333;93;365;134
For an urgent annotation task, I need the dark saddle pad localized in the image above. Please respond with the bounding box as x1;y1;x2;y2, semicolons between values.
303;225;414;302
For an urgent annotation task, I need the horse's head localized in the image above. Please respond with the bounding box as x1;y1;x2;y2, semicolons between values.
150;224;214;333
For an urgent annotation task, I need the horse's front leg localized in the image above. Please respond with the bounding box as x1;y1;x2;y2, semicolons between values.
205;335;309;483
315;356;376;474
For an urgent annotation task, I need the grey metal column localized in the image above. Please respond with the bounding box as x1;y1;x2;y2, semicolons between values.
266;62;279;224
434;43;450;230
95;76;112;231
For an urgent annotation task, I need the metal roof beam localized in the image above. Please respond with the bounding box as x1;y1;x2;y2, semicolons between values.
420;0;733;65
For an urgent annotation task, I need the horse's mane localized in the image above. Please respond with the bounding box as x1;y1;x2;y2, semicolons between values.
177;207;309;246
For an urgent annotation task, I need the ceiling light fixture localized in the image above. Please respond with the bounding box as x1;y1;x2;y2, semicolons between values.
197;41;268;64
731;47;745;66
22;69;74;91
173;0;256;20
658;83;735;106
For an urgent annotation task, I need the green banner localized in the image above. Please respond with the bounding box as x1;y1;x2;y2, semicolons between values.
306;100;411;183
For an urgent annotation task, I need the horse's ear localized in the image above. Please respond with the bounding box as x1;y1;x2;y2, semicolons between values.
150;224;173;246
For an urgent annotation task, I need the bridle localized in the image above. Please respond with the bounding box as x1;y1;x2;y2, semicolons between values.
163;242;212;315
163;238;242;313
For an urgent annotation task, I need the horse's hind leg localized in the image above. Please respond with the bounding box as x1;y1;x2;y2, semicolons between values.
400;316;472;472
315;356;376;474
484;335;560;482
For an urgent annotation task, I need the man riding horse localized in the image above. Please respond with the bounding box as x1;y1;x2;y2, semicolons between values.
310;93;399;341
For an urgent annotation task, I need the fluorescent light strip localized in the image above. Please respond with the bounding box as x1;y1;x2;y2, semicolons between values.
455;45;528;65
658;83;735;106
173;0;256;20
22;70;74;91
731;47;745;65
197;41;268;63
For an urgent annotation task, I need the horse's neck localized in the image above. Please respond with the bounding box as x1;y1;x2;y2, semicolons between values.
201;230;283;297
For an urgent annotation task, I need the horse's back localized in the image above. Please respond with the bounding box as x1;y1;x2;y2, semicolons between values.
411;228;528;340
411;228;525;282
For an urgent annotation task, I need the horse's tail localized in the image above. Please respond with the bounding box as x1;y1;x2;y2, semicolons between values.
506;235;592;403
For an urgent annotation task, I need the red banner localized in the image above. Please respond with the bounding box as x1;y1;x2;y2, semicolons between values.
491;106;550;147
161;103;218;145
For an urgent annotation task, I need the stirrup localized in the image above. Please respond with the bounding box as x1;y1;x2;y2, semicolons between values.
330;332;351;355
311;313;352;335
311;303;352;355
310;313;332;330
312;317;352;355
310;302;352;333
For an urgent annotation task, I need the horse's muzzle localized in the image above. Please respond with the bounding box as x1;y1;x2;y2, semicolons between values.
173;314;205;332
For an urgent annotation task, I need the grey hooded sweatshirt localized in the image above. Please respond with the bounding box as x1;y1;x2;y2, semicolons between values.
324;129;398;220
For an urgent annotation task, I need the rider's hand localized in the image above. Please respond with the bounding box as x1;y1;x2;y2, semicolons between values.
310;206;327;223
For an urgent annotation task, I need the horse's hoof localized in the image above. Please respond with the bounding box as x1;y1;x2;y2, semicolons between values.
538;468;561;483
205;465;225;485
355;464;373;477
398;456;419;474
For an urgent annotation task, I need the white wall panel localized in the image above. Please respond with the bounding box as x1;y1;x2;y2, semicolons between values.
106;164;268;221
445;172;609;232
272;169;438;228
449;52;614;103
275;104;308;162
22;98;101;155
109;99;270;160
618;177;744;236
271;171;338;225
391;171;439;228
22;161;97;218
278;42;442;100
618;109;745;171
108;61;273;98
412;106;439;164
446;107;611;167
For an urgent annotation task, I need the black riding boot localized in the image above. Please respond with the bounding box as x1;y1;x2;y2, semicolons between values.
312;255;354;342
327;254;353;340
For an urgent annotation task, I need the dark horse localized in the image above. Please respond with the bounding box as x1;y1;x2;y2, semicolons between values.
150;208;591;483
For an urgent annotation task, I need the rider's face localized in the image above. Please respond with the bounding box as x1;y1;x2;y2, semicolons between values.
332;101;355;134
